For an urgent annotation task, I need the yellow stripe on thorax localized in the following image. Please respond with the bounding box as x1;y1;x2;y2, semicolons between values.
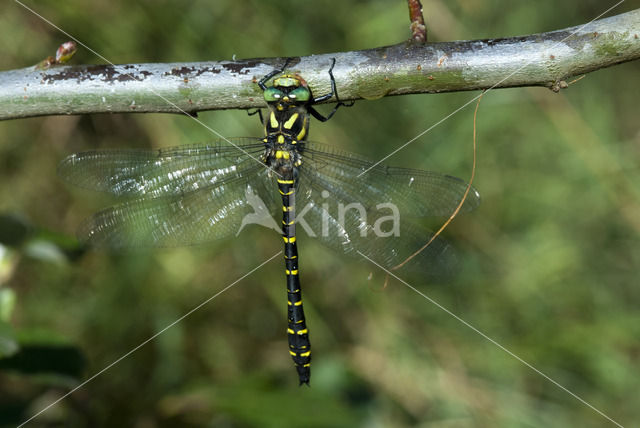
283;113;299;129
269;111;279;128
296;116;308;140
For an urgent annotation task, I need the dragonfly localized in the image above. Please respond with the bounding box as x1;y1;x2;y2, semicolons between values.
58;58;481;385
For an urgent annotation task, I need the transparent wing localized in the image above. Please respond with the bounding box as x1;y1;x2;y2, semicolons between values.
295;170;457;279
292;141;479;278
59;138;477;262
58;139;282;248
58;139;266;198
300;142;480;217
77;167;280;248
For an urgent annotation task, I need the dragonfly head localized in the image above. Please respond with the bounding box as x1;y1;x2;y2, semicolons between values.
264;74;311;109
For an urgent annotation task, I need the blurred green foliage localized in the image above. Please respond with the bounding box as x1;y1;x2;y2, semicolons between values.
1;0;639;427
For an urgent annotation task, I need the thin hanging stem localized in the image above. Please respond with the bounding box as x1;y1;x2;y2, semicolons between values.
390;91;483;272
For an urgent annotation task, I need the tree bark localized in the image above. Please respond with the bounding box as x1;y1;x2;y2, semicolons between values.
1;9;638;120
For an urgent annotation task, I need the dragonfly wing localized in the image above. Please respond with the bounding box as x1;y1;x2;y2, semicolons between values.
300;142;480;217
58;139;266;198
295;169;458;280
78;167;281;248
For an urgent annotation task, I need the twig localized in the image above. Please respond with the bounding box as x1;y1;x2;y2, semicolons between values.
407;0;427;42
1;9;639;120
34;41;77;70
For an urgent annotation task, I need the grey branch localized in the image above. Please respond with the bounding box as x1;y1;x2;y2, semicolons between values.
1;9;639;120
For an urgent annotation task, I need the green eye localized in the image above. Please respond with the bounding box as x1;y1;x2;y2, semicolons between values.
289;87;310;102
264;88;284;102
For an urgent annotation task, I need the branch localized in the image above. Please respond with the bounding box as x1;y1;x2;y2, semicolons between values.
407;0;427;43
1;9;639;121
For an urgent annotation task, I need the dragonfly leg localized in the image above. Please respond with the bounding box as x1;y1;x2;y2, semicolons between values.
258;57;293;91
247;108;264;125
309;58;354;122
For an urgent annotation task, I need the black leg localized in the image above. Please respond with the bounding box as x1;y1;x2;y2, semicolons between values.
307;101;353;123
247;108;264;124
258;57;293;91
311;58;337;104
309;58;354;121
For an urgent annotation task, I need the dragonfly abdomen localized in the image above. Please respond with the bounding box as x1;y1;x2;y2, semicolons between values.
278;177;311;385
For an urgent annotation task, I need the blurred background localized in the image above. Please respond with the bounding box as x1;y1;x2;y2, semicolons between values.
1;0;639;427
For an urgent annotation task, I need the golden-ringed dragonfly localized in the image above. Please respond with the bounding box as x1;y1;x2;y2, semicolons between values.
58;58;480;385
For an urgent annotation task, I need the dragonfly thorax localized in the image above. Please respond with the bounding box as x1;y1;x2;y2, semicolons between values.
261;133;303;178
261;98;309;177
264;105;310;143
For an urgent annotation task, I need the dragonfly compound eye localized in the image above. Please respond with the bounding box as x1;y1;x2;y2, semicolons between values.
289;87;310;102
264;88;284;102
